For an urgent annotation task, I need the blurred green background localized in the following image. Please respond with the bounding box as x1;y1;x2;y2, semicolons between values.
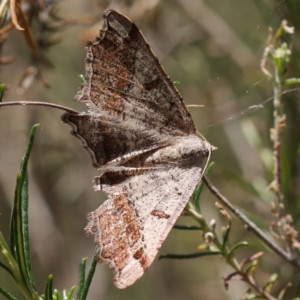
1;0;300;299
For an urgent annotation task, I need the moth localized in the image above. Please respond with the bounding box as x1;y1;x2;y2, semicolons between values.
62;9;213;288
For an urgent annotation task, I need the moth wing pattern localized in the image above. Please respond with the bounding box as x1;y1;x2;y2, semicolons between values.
85;138;207;288
62;9;212;289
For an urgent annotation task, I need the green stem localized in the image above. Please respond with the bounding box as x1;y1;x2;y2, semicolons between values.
187;204;276;300
272;56;296;260
202;176;300;269
273;69;284;218
159;251;221;260
284;78;300;85
79;254;97;300
0;286;18;300
0;233;32;300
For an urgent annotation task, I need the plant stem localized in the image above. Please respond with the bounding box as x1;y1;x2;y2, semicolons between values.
272;69;284;218
202;176;300;272
272;64;295;258
187;206;276;300
0;101;79;114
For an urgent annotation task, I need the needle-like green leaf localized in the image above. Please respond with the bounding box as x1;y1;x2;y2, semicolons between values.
192;162;215;211
44;275;53;300
9;125;40;299
77;257;87;300
0;286;18;300
173;224;202;230
79;253;97;300
0;83;4;103
159;251;221;260
66;286;77;300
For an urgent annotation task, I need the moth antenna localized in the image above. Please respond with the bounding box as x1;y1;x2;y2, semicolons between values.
200;145;212;181
186;104;204;108
196;130;207;141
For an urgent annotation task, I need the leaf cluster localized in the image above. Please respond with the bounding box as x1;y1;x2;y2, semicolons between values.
0;86;97;300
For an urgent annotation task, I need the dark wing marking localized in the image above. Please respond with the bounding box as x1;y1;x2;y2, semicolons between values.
85;145;205;288
75;9;195;135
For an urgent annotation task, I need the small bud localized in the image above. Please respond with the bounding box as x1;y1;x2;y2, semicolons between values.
282;20;294;34
198;244;209;251
204;232;214;244
210;219;216;230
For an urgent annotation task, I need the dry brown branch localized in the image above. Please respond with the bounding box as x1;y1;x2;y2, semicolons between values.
0;55;14;64
187;208;277;300
37;0;45;11
202;176;300;272
0;22;14;34
15;2;39;58
10;0;23;30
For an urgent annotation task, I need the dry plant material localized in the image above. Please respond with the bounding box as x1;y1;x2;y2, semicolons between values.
10;0;24;30
14;2;39;58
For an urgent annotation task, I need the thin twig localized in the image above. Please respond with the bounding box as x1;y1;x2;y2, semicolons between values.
260;28;273;79
202;176;300;272
14;2;39;58
187;208;276;300
0;23;14;34
10;0;23;30
37;0;45;11
272;68;285;217
0;101;79;114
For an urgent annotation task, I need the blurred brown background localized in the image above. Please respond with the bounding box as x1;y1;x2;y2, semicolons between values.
1;0;300;299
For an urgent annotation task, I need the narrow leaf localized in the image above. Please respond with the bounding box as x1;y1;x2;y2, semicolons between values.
159;251;221;260
245;260;258;277
20;172;36;290
0;261;14;278
53;289;61;300
278;282;292;300
0;83;4;103
62;290;67;300
173;224;202;230
78;74;85;83
192;162;215;210
11;173;37;297
0;286;18;300
284;78;300;85
0;232;32;298
0;236;17;279
79;253;97;300
44;275;53;300
9;125;40;298
67;286;77;300
77;257;87;300
222;227;231;250
11;173;28;283
19;125;39;290
20;124;40;175
263;273;278;293
9;174;20;258
228;241;249;259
